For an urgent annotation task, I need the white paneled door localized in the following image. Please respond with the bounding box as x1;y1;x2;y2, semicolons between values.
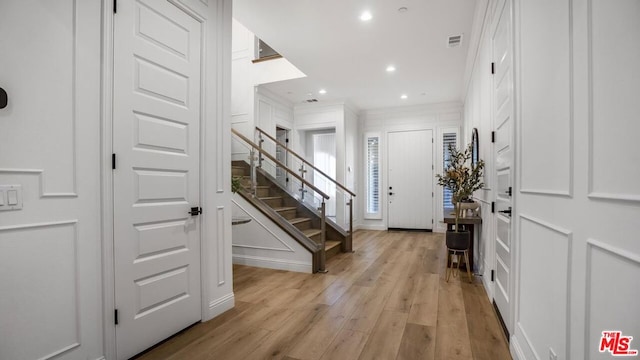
387;130;434;230
113;0;203;358
491;0;513;336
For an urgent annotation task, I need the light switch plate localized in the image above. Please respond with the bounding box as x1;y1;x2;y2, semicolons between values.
0;185;23;211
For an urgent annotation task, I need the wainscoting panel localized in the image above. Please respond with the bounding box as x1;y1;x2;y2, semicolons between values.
518;215;572;360
0;0;77;196
519;0;573;197
585;239;640;360
588;0;640;202
0;221;79;360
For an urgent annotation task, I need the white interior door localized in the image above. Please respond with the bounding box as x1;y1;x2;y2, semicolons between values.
492;0;514;336
113;0;202;358
388;130;433;230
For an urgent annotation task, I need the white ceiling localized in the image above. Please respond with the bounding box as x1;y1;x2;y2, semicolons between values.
234;0;478;111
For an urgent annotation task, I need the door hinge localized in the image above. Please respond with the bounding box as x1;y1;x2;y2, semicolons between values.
432;218;434;224
112;153;116;170
432;192;434;197
189;207;202;216
114;309;119;325
491;270;495;282
113;0;117;13
285;138;289;143
507;186;512;197
432;138;434;143
286;177;289;182
491;131;496;143
491;62;495;74
491;201;495;213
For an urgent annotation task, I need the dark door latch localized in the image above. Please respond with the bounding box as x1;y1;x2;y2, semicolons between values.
189;207;202;216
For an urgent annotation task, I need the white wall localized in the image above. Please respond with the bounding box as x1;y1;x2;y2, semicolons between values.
231;18;303;142
294;101;358;230
464;1;640;359
0;1;232;359
360;103;463;231
0;2;103;359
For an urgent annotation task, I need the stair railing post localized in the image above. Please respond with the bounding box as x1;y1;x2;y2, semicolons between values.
319;200;327;273
257;132;264;169
249;148;257;197
299;163;306;201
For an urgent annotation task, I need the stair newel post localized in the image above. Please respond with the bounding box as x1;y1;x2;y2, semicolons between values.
319;199;327;273
346;197;353;252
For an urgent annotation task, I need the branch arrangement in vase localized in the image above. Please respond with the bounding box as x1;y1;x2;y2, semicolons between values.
436;143;485;232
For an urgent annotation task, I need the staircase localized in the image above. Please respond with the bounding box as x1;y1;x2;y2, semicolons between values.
232;161;343;267
231;128;355;273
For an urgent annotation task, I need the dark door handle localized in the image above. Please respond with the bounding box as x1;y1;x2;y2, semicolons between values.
498;209;512;215
189;207;202;216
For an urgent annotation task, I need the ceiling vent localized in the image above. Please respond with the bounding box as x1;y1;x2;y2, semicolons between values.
305;99;318;103
447;34;463;48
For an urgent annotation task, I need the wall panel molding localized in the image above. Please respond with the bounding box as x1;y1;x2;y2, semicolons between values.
231;199;295;252
0;0;78;198
517;0;573;197
585;238;640;360
518;214;572;360
0;220;80;360
586;0;640;203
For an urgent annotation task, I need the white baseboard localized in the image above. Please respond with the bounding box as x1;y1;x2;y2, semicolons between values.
232;254;312;273
513;323;540;360
93;357;106;360
510;334;527;360
207;292;235;320
357;224;387;231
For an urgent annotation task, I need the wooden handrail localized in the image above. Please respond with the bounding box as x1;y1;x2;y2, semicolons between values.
232;129;330;200
255;127;356;197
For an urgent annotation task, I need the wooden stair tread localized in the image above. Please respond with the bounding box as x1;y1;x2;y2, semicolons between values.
259;196;282;200
302;229;322;237
288;217;311;225
325;240;341;251
273;206;297;212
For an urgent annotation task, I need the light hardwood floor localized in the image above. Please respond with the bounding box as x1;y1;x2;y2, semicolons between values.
136;230;511;360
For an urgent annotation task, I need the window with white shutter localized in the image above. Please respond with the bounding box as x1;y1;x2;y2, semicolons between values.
442;131;457;209
365;133;381;219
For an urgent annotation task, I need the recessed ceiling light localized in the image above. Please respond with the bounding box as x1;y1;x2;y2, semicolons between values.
398;7;408;13
386;65;396;72
319;89;327;94
401;94;408;99
360;11;372;21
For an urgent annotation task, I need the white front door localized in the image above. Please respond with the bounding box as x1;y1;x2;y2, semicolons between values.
113;0;203;358
491;0;514;335
387;130;434;230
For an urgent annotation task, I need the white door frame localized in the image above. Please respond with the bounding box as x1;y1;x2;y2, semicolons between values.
99;1;228;358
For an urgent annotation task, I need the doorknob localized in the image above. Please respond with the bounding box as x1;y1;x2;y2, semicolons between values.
189;207;202;216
